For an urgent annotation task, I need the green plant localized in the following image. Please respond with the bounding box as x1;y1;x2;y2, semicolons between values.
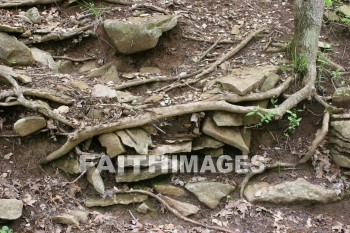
246;106;276;127
79;0;105;18
283;109;303;137
325;0;333;8
270;98;278;107
0;226;13;233
290;51;309;75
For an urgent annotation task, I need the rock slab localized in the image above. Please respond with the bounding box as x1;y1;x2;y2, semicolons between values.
14;116;46;136
0;199;23;220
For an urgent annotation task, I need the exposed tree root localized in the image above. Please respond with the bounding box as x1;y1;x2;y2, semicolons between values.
160;28;267;93
198;36;223;61
115;68;204;90
182;35;235;44
103;0;133;5
299;111;330;164
52;55;96;62
318;52;346;72
206;76;293;103
0;88;75;105
131;4;170;15
313;93;343;113
332;113;350;119
21;25;93;44
0;69;76;128
0;0;62;8
115;189;235;233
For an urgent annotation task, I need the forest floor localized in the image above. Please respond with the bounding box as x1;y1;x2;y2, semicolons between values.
1;0;350;232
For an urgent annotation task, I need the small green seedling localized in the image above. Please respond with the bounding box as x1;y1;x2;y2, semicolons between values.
0;226;13;233
246;106;276;127
283;109;303;137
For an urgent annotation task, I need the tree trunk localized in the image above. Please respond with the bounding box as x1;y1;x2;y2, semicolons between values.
290;0;324;82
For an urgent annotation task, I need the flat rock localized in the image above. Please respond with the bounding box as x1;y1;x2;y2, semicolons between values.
70;80;89;90
260;72;280;91
87;167;105;194
331;121;350;140
162;196;200;216
202;117;249;153
91;84;117;98
52;213;79;226
30;47;58;72
98;133;126;157
0;199;23;220
192;135;224;150
104;15;179;54
85;194;148;207
330;129;350;143
116;128;152;155
79;61;96;73
244;178;338;204
241;128;252;150
329;137;350;150
87;62;119;82
0;32;35;66
67;209;89;224
116;157;179;182
149;141;192;155
154;183;187;197
332;87;350;106
215;66;279;95
53;156;80;174
14;116;46;136
185;182;235;209
212;111;243;126
332;150;350;168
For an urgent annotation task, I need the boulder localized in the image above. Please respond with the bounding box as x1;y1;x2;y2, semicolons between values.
0;199;23;220
161;196;200;216
14;116;46;136
98;133;126;157
244;178;338;204
185;182;235;209
116;128;152;155
86;167;105;194
202;117;249;153
212;111;243;126
0;32;35;66
85;194;148;207
104;15;179;54
154;183;187;197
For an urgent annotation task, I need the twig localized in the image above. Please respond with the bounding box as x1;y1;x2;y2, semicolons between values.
0;0;62;8
131;4;170;15
313;93;343;113
162;28;267;93
52;55;96;62
103;0;133;5
182;35;235;44
116;190;235;233
198;36;223;61
299;111;330;164
63;170;86;185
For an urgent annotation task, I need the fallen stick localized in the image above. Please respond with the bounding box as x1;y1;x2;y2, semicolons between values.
0;0;62;8
115;68;204;90
198;36;223;62
182;35;235;44
52;56;96;62
162;28;267;93
103;0;133;5
131;4;170;15
115;190;235;233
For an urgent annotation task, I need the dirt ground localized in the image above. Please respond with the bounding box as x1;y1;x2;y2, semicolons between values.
1;0;350;232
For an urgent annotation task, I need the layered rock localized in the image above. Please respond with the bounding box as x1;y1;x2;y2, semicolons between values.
329;120;350;168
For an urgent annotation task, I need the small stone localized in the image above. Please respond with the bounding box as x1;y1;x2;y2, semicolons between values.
144;95;163;103
116;128;152;155
58;60;73;74
56;105;69;115
92;84;117;98
30;47;58;71
122;73;136;79
70;80;89;90
260;72;280;91
53;156;80;175
332;87;350;107
0;199;23;220
154;183;187;197
162;196;200;216
136;203;151;214
85;194;148;207
87;167;105;195
324;12;340;22
185;182;235;209
332;151;350;168
14;116;46;136
67;209;89;224
52;213;79;226
25;7;42;24
230;25;240;35
98;133;126;157
318;41;331;49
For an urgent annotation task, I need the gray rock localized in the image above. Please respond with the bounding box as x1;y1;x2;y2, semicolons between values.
154;183;187;197
331;121;350;140
215;66;279;95
52;213;79;226
104;15;179;54
115;91;137;103
116;157;179;182
260;72;280;91
241;128;252;150
330;129;350;143
329;137;350;150
85;194;148;207
53;156;80;174
324;12;340;22
136;202;152;214
0;24;25;34
25;7;42;24
337;5;350;18
31;47;58;71
0;65;32;84
116;128;152;155
332;88;350;106
202;117;249;153
185;182;235;209
192;135;224;150
98;133;126;158
332;151;350;168
14;116;46;136
87;61;119;82
0;199;23;220
161;196;200;216
149;141;192;155
212;111;243;126
58;60;73;74
67;209;89;224
117;155;169;168
91;84;117;98
0;32;35;66
140;66;161;74
244;178;338;204
86;167;105;194
79;61;96;73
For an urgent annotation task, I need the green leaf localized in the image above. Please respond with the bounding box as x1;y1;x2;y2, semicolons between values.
325;0;332;8
246;111;255;116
